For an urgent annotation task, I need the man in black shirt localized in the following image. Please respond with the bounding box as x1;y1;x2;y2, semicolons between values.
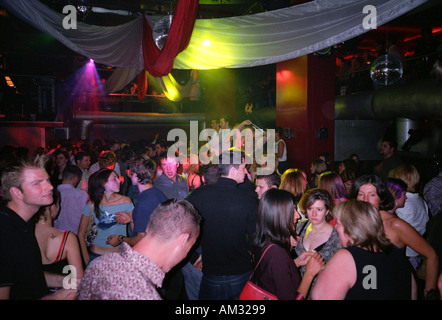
373;138;403;181
186;148;258;300
0;155;76;299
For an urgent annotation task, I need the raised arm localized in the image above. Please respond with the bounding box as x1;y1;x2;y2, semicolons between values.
296;252;324;299
393;218;439;295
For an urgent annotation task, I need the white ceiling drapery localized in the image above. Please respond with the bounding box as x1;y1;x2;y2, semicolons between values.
1;0;428;93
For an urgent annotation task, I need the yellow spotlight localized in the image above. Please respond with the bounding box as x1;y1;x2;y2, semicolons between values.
161;74;182;101
202;39;211;47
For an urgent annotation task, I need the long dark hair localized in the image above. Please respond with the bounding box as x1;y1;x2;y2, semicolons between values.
350;175;394;211
88;169;114;219
254;188;297;251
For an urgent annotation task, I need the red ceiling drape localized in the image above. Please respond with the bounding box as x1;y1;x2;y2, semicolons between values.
138;0;199;100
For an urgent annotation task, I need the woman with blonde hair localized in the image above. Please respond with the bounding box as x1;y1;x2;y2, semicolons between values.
312;200;417;300
389;164;430;270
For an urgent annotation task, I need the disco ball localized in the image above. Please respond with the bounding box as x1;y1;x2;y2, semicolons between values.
370;54;404;86
77;5;88;13
153;15;172;50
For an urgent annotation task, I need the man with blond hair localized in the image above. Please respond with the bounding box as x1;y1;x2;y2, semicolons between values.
0;155;76;300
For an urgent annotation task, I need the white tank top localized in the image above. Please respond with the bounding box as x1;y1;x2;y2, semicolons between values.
276;139;287;162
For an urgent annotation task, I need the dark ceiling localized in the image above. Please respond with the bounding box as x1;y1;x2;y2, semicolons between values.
39;0;296;20
1;0;441;79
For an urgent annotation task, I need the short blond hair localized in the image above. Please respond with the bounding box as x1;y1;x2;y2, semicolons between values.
1;155;47;202
389;164;420;193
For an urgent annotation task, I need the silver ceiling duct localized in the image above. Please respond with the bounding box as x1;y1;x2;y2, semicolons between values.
335;79;442;121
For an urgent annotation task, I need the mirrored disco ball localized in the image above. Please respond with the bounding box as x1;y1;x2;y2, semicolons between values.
370;54;404;86
153;15;172;50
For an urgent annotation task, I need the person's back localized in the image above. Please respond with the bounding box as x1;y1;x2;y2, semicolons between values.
186;149;258;299
253;243;301;300
132;187;167;236
76;242;164;300
35;188;85;281
395;193;429;257
54;165;89;235
188;178;257;276
345;246;412;300
389;164;430;261
55;185;88;235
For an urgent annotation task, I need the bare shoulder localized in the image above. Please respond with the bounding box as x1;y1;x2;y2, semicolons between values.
322;248;357;281
311;248;356;300
329;248;354;264
49;227;65;239
113;194;133;204
387;212;413;233
65;231;80;248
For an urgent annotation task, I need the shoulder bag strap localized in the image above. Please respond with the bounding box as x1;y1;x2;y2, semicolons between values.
88;204;94;222
86;204;94;234
248;244;275;281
